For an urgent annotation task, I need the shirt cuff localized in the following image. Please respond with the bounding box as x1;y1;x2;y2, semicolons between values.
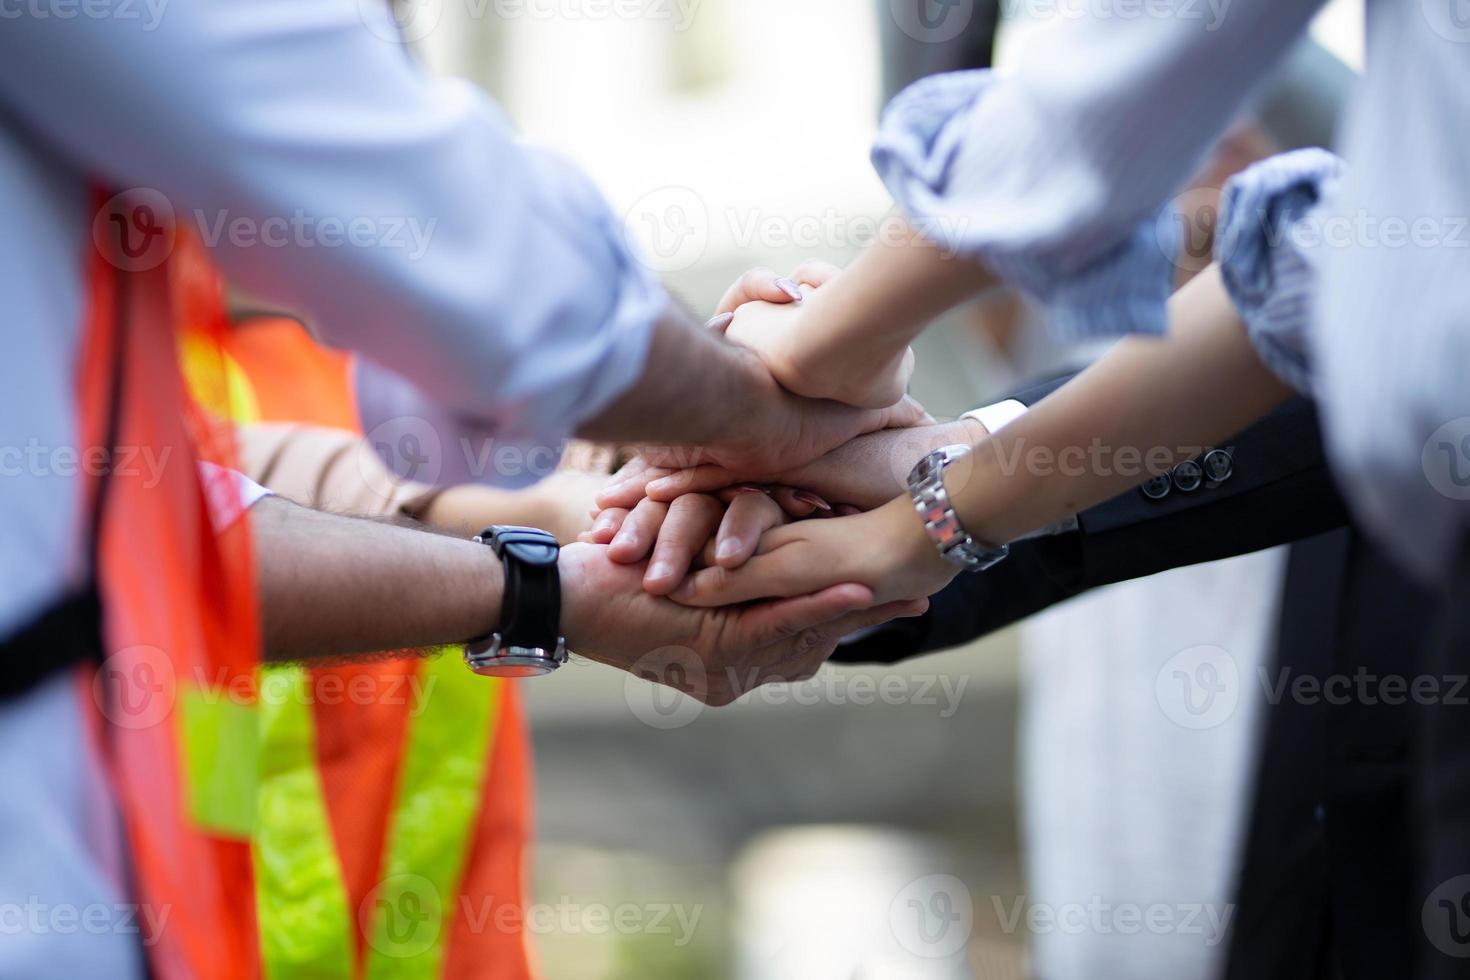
963;399;1029;435
199;462;272;534
1215;148;1346;394
871;69;1175;342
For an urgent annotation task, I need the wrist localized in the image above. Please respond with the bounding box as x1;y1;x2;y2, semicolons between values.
555;543;597;653
462;538;506;644
873;494;954;591
778;287;911;408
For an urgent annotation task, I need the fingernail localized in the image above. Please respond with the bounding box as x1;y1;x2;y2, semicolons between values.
794;491;832;512
734;485;770;495
716;538;742;562
611;530;638;550
647;560;673;582
646;478;676;495
705;311;735;332
774;278;804;303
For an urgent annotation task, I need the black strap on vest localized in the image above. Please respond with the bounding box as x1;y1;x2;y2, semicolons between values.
0;259;130;699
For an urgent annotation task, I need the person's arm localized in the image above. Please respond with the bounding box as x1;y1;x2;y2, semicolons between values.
832;394;1348;664
250;496;927;703
943;265;1293;546
252;497;503;662
236;421;608;543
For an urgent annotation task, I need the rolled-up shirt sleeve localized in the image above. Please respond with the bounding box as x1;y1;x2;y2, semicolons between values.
0;0;664;454
1215;148;1345;394
870;0;1323;341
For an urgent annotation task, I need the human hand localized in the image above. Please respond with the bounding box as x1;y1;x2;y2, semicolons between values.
584;481;838;594
710;261;916;410
634;368;932;482
666;495;960;611
598;416;987;516
557;543;928;705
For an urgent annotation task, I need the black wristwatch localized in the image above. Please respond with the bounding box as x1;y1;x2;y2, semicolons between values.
464;526;566;678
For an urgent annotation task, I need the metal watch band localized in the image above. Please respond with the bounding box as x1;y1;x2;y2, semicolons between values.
907;446;1010;573
464;526;567;677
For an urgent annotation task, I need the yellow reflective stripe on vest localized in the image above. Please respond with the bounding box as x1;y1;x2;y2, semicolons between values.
364;653;499;979
254;667;356;980
182;689;259;839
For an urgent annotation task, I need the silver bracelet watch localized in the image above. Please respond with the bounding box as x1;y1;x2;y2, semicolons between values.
906;445;1010;572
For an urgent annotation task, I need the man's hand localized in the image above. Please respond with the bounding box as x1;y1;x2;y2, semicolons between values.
580;307;929;479
557;543;927;706
597;417;987;513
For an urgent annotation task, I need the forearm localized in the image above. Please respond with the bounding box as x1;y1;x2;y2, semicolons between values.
578;307;772;449
948;265;1293;544
837;393;1346;665
787;218;996;402
252;496;502;663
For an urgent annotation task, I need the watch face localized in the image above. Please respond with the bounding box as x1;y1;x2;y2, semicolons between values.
467;656;559;679
464;643;566;678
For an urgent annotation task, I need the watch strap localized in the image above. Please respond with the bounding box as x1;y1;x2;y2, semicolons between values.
485;527;561;651
908;447;1010;573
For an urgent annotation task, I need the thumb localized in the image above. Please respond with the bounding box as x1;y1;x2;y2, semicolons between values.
879;394;933;429
715;267;805;316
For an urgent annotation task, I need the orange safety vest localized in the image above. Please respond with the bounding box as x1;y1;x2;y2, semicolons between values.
203;313;534;980
77;192;262;980
78;191;532;979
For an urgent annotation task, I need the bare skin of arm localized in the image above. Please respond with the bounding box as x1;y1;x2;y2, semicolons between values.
251;496;504;663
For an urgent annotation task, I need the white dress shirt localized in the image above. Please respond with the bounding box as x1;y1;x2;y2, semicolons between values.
0;0;664;643
872;0;1470;582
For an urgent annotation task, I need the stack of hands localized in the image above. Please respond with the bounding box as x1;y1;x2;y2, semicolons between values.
558;262;989;705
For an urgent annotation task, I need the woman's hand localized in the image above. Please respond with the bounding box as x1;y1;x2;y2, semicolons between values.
584;480;836;595
668;495;960;610
710;261;917;410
